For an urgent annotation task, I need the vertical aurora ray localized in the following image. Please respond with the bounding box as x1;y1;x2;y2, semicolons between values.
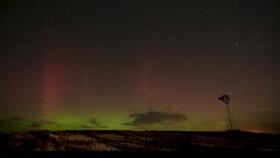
80;67;94;107
139;49;160;109
41;53;66;116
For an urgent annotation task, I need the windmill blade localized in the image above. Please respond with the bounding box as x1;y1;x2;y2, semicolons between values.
218;95;230;104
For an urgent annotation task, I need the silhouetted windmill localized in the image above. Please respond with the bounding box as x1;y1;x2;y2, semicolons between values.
218;94;234;130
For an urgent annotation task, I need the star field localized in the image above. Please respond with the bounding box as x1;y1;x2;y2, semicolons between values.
0;0;279;133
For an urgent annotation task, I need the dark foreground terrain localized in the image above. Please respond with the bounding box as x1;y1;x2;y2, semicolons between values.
0;130;279;152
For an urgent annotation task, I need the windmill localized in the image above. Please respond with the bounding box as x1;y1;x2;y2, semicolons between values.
218;94;234;130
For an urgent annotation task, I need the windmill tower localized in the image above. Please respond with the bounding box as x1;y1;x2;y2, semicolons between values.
218;94;234;130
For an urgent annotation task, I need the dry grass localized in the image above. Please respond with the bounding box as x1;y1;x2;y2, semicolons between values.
1;131;279;151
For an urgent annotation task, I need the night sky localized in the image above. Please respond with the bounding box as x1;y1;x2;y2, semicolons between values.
0;0;280;133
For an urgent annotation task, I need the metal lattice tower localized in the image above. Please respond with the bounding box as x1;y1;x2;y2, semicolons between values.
218;95;234;130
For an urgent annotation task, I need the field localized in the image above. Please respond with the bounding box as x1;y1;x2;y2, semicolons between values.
0;130;279;152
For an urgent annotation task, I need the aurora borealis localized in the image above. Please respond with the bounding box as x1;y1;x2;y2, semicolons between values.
0;0;280;133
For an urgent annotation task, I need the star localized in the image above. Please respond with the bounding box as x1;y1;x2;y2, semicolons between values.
257;43;263;49
44;27;48;32
18;71;24;77
221;67;227;72
56;66;65;72
23;88;31;93
234;42;240;47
